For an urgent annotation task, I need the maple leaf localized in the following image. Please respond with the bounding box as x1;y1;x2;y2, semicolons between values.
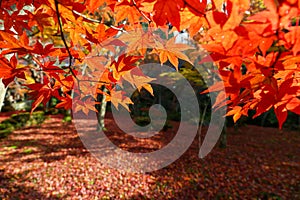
153;37;193;70
213;90;231;110
28;9;53;32
118;30;156;55
110;54;142;81
286;97;300;115
56;94;73;110
32;41;56;57
274;104;287;129
106;89;133;112
73;96;98;115
247;0;279;34
86;0;106;13
87;0;117;12
283;26;300;55
0;31;33;55
277;78;296;100
121;67;156;96
51;74;75;93
26;77;61;113
222;0;249;31
252;85;276;118
94;24;125;44
115;0;145;24
180;7;207;37
0;56;26;86
84;54;108;72
226;106;243;123
259;36;277;56
205;27;239;51
153;0;184;30
184;0;207;15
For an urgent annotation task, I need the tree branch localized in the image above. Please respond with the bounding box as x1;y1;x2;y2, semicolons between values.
132;0;152;24
54;0;77;78
78;79;112;85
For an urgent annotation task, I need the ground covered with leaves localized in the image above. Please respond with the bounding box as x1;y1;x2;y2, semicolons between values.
0;113;299;199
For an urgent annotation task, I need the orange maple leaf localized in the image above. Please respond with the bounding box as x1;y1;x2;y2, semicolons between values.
73;96;99;115
153;37;193;70
106;89;133;111
56;94;73;110
121;67;156;96
226;106;243;123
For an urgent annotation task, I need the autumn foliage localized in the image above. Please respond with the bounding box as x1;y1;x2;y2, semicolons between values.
0;0;299;128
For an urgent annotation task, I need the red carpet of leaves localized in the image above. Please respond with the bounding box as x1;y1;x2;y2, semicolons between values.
0;113;299;199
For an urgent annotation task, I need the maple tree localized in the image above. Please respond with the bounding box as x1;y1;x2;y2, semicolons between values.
0;0;299;128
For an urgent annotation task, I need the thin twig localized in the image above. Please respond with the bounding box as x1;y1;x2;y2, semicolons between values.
28;29;41;37
72;10;125;32
79;79;112;85
73;10;102;23
132;0;152;24
54;0;77;79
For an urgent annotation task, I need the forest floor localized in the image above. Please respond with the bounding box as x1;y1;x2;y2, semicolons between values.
0;112;299;199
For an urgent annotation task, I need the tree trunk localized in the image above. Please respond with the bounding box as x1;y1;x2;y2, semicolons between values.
97;88;107;131
0;79;7;112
